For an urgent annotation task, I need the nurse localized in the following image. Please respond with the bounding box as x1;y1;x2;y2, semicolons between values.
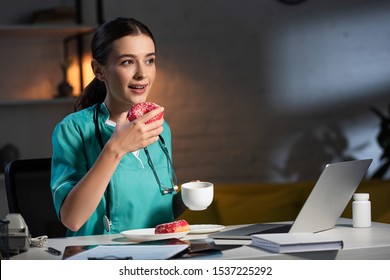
50;17;186;236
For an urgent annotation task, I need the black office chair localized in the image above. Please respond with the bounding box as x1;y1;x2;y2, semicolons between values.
4;158;67;238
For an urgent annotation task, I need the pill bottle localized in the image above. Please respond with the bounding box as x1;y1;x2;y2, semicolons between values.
352;193;371;228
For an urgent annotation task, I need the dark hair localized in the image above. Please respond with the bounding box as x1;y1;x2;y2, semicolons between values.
74;17;155;111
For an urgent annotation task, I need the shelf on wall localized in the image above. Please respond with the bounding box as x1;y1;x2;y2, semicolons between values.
0;24;96;36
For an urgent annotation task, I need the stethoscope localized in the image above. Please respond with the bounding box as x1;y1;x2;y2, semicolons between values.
94;103;178;232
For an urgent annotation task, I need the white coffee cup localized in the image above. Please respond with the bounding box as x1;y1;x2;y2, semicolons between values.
181;181;214;211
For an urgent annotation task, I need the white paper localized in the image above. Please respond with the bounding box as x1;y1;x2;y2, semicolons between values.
66;244;189;260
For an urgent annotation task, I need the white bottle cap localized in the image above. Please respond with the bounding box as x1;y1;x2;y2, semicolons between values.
353;193;369;201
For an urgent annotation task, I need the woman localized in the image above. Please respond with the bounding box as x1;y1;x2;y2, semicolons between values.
50;17;186;236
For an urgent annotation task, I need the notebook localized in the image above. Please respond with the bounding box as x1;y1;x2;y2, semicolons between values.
250;232;344;253
210;159;372;240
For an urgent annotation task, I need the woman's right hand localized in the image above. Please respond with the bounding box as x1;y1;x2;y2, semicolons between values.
107;107;165;158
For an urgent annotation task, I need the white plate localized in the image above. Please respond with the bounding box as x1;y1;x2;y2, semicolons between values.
189;224;225;234
121;228;189;242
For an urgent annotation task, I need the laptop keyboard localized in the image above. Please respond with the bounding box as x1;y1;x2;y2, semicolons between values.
210;223;293;239
252;224;292;234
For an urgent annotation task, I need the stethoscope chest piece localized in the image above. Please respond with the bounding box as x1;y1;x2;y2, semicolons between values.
162;185;179;194
103;215;112;232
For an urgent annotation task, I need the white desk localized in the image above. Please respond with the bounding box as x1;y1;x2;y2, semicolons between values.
10;219;390;260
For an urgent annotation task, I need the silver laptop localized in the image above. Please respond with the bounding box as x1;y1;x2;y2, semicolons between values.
210;159;372;239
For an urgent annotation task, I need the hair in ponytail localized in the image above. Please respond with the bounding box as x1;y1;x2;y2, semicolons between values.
74;17;155;111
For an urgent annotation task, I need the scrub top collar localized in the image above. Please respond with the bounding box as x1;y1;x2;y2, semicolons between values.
100;102;116;127
98;102;140;157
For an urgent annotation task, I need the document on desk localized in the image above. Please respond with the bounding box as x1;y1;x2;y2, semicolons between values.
66;244;189;260
251;233;343;253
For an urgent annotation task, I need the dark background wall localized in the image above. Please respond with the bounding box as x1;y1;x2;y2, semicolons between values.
0;0;389;188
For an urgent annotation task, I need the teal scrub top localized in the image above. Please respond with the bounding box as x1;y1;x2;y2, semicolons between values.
50;103;175;236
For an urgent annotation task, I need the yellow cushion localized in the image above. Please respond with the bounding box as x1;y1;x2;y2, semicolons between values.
179;180;390;225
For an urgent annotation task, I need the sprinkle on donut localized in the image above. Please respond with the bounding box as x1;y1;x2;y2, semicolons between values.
127;102;163;124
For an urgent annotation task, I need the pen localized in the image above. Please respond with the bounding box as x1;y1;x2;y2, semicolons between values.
47;247;62;256
88;256;133;260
